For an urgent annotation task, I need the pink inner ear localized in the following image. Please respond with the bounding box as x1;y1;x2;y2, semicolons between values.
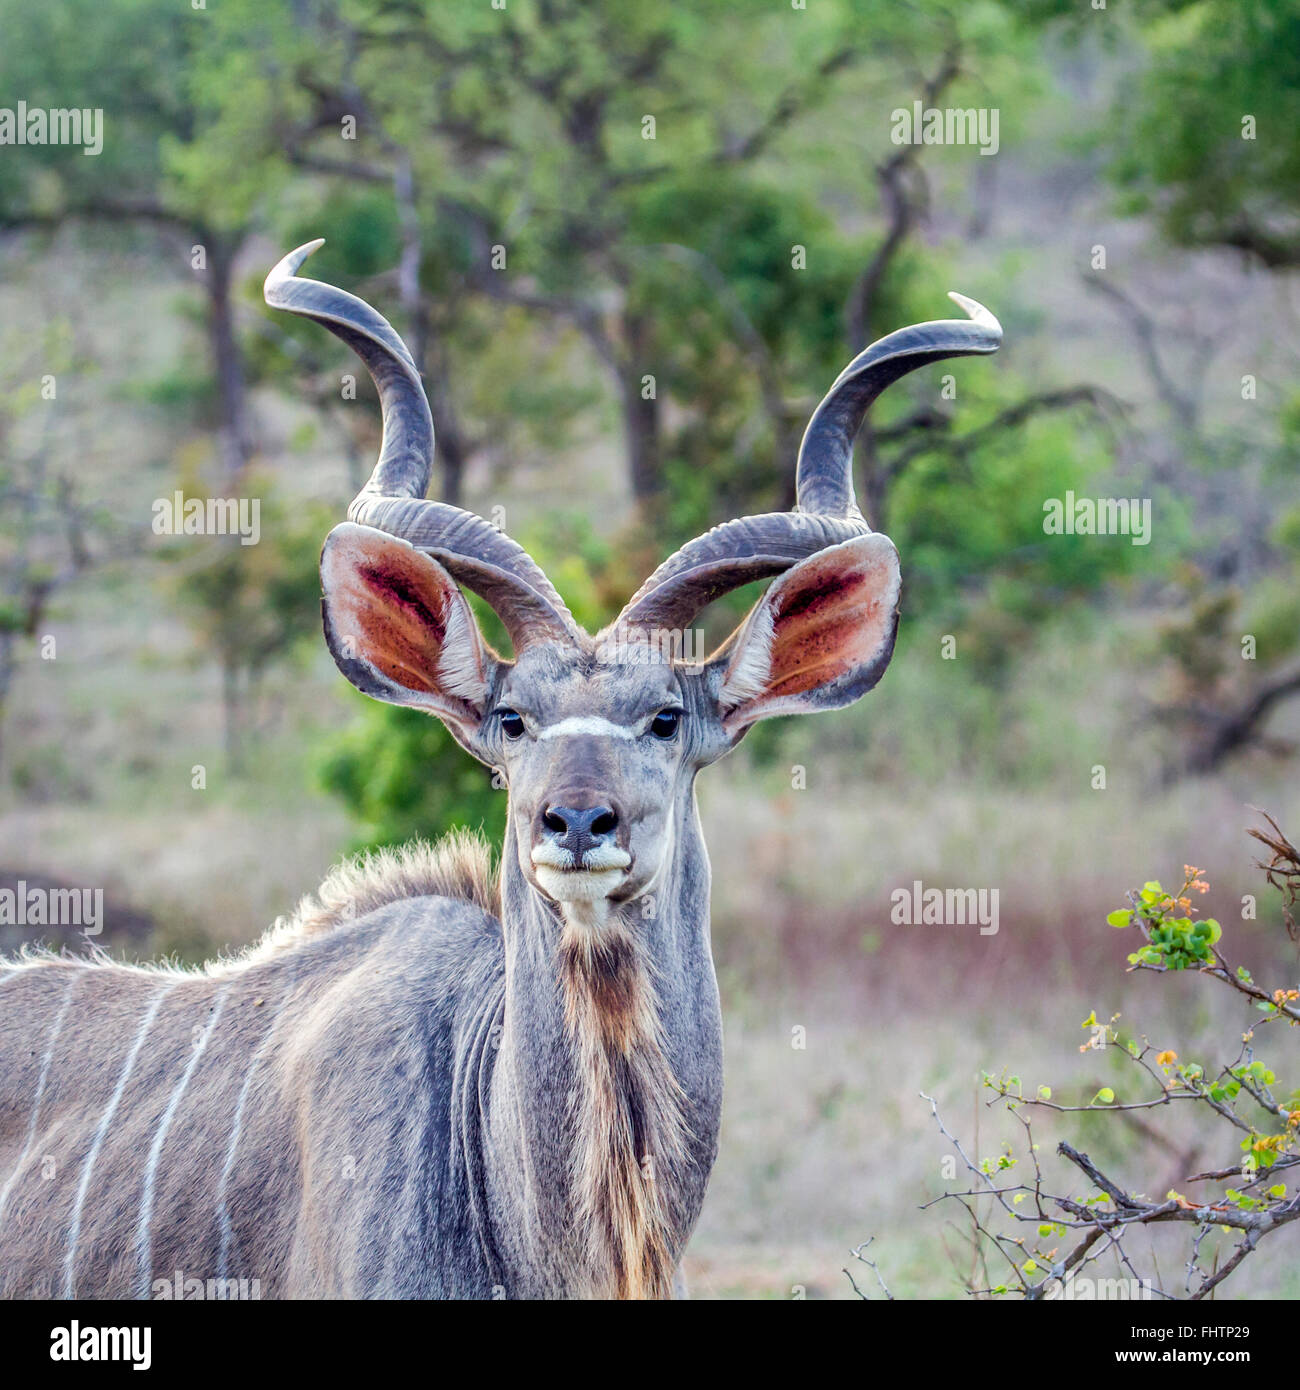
351;559;451;694
324;530;463;698
764;543;898;698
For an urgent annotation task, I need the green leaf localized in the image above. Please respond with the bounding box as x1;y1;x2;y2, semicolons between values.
1107;909;1133;928
1093;1087;1115;1105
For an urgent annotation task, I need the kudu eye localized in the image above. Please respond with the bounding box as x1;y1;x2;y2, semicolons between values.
499;709;525;740
650;709;682;740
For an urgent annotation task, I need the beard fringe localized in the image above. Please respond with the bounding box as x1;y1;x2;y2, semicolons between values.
558;911;690;1300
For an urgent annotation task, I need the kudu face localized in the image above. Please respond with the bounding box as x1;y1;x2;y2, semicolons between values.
266;241;1001;921
494;645;693;906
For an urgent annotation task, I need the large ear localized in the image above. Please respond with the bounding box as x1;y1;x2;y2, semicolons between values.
320;522;493;736
712;533;901;734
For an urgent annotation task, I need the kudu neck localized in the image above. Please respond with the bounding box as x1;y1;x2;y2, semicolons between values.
485;781;724;1297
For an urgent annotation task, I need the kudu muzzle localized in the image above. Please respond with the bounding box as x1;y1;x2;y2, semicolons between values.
539;803;621;867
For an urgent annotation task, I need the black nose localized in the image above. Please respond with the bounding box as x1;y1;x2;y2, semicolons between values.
542;804;619;861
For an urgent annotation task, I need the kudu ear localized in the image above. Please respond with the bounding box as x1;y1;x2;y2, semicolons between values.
712;533;901;734
320;523;493;736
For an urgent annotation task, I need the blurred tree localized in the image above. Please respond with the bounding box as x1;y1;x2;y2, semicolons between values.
1033;0;1300;269
0;319;109;779
1016;0;1300;774
181;0;1104;541
160;481;329;772
0;0;258;480
1151;565;1300;781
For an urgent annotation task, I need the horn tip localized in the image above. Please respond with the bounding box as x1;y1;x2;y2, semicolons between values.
946;291;1002;343
264;238;327;302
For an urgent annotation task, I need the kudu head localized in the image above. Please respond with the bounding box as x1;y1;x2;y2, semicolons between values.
266;241;1000;915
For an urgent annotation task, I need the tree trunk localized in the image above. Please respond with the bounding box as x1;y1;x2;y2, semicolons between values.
0;630;14;782
617;312;662;507
204;236;255;483
222;659;243;775
393;155;472;505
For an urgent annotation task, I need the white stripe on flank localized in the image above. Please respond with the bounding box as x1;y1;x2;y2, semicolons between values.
63;984;174;1298
134;986;229;1296
215;988;290;1282
214;956;306;1283
537;716;634;741
0;976;79;1232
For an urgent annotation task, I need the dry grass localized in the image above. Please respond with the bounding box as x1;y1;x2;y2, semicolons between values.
0;799;348;959
687;989;1300;1300
701;764;1300;1006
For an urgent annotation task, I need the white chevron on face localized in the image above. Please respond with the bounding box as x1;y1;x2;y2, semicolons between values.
537;716;635;741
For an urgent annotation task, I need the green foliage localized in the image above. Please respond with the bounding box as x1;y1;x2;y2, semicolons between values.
163;481;326;678
628;171;858;377
0;0;198;215
160;477;329;768
1108;1;1300;264
280;193;403;286
1024;0;1300;266
318;698;506;853
957;848;1300;1298
1114;872;1222;971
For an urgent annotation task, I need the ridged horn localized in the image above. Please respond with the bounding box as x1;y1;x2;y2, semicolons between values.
614;293;1000;633
265;240;581;651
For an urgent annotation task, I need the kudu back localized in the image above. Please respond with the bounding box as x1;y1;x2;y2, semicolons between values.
0;243;999;1299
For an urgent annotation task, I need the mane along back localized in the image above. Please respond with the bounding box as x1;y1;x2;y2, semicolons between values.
261;829;500;953
0;831;500;981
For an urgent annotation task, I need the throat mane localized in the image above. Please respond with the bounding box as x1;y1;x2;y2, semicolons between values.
557;909;689;1300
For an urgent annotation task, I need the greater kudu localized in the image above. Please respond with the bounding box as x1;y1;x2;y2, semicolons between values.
0;242;999;1299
